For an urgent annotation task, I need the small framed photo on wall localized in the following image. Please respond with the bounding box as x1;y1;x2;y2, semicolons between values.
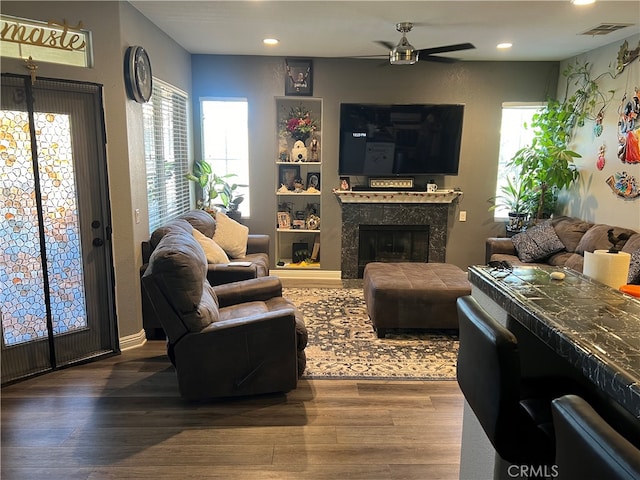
279;164;300;190
277;211;291;229
339;176;351;191
306;172;321;191
284;59;313;96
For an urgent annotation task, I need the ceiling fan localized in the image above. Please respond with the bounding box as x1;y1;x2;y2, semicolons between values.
375;22;475;65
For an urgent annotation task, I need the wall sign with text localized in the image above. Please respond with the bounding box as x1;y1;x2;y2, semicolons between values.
0;15;93;67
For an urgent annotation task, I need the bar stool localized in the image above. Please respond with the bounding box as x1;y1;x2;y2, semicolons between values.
456;295;560;465
552;395;640;480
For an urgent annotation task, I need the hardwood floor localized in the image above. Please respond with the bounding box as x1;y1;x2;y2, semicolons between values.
1;341;464;480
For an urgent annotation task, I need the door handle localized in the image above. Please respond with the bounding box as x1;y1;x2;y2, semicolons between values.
93;238;104;247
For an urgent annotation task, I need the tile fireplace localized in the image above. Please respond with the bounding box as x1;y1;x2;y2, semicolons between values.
335;190;460;279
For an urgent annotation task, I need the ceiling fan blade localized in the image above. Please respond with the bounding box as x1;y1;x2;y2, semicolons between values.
417;42;475;56
375;40;396;50
349;54;388;58
420;55;458;63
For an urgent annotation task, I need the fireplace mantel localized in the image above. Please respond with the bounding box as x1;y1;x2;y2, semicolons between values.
333;190;462;204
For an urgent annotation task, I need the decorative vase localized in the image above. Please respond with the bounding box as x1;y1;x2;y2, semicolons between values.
292;132;309;144
506;212;527;237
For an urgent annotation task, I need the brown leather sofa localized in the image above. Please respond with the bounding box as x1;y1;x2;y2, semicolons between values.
141;210;271;338
142;209;270;285
486;216;640;284
141;223;307;400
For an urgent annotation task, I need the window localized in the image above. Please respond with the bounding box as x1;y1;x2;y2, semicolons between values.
493;103;543;219
201;98;250;217
143;79;190;231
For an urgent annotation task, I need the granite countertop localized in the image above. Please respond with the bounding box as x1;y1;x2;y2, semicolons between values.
469;264;640;420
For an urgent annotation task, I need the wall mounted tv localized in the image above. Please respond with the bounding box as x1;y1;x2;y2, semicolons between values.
339;103;464;176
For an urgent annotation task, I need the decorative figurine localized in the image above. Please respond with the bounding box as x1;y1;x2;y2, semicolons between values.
597;144;606;170
309;134;319;162
293;176;305;192
305;214;320;230
278;137;290;162
291;140;308;162
594;109;604;137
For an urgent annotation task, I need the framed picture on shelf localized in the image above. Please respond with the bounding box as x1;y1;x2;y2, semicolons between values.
339;176;351;191
279;164;300;190
277;211;291;229
306;172;321;191
284;58;313;96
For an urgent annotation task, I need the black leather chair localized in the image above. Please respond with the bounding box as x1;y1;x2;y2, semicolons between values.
552;395;640;480
456;295;558;465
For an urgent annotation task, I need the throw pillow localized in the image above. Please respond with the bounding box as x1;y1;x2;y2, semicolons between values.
213;211;249;258
628;250;640;285
575;224;637;255
192;228;230;264
512;221;566;263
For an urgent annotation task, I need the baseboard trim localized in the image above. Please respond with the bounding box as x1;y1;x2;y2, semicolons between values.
270;269;341;280
119;329;147;351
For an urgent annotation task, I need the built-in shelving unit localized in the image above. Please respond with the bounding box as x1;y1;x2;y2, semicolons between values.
274;97;323;269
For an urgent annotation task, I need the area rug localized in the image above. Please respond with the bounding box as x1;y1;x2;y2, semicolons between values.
283;287;459;380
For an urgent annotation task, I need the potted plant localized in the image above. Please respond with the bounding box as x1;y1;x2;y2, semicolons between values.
209;172;246;220
489;175;529;236
507;61;610;222
508;97;581;222
186;160;246;219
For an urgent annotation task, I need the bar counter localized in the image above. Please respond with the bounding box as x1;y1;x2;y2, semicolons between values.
468;264;640;419
459;264;640;479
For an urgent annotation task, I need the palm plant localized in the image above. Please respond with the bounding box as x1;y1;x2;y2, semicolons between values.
489;175;529;234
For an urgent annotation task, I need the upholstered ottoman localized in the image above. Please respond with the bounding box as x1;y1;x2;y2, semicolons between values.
363;262;471;338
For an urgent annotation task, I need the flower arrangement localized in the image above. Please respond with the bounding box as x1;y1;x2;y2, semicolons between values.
280;105;317;142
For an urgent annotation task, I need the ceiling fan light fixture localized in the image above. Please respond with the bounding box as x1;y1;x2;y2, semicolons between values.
390;47;417;64
390;37;417;65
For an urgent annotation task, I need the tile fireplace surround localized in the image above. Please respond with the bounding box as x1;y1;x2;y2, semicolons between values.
335;190;461;279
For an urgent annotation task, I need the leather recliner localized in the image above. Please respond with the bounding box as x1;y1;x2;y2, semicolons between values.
141;209;271;339
141;224;307;400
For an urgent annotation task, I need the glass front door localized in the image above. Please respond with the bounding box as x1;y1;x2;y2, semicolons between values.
1;75;117;383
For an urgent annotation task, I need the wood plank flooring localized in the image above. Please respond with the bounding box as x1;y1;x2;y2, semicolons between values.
1;340;464;480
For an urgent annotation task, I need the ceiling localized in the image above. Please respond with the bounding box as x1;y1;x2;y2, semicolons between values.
129;0;640;62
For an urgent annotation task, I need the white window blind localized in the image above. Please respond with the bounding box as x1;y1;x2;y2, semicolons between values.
143;79;190;231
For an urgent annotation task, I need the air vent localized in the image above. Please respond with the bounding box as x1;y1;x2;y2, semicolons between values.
580;23;633;35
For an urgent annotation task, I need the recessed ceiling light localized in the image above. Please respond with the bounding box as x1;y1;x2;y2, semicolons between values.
571;0;596;5
263;38;279;46
497;43;513;49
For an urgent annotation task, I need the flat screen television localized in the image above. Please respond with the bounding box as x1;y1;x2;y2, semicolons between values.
339;103;464;176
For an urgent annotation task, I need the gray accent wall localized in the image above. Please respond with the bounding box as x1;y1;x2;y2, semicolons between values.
192;55;560;271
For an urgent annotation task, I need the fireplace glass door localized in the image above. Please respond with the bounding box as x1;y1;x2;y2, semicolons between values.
358;225;430;277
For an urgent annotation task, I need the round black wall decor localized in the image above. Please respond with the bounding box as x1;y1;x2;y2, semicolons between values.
124;46;153;103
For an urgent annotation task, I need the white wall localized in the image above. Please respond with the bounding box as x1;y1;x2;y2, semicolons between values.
560;34;640;230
